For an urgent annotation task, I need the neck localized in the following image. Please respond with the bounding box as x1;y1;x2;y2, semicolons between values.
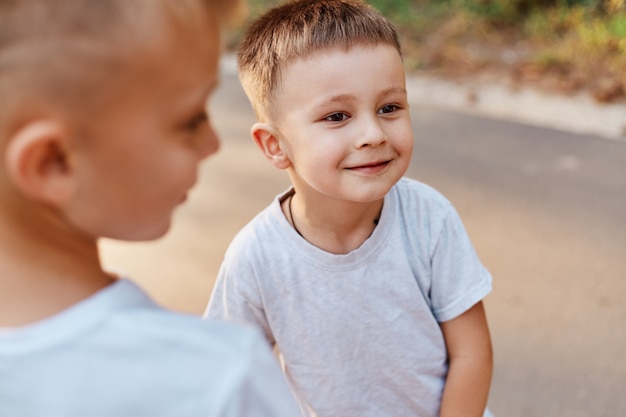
0;204;114;327
284;190;383;255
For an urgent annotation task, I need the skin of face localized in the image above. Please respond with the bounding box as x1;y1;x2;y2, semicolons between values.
63;24;222;242
270;44;414;209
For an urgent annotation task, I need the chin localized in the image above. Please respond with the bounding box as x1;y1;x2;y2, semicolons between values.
349;184;394;203
115;220;173;242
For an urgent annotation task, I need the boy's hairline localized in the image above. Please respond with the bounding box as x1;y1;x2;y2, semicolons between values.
235;0;402;123
240;40;403;123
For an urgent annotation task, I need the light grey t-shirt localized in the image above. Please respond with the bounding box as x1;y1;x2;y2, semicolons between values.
1;279;301;417
207;177;492;417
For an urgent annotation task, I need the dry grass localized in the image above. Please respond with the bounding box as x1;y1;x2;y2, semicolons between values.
403;5;626;103
240;1;626;103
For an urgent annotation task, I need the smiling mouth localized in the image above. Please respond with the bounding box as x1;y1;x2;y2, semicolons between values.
346;160;391;173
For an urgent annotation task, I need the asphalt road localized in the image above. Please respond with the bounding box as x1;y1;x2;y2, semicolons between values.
100;71;626;417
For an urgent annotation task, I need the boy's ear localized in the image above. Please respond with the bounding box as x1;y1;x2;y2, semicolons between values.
251;122;292;169
4;120;76;208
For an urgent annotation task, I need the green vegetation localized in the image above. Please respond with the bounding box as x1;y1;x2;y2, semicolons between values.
242;0;626;102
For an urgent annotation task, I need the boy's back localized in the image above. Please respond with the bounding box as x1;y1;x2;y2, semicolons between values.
0;0;300;415
1;279;293;416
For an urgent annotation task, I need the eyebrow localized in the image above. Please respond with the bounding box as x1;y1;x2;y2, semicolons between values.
181;79;219;114
201;79;220;103
172;79;220;124
318;86;408;106
325;93;356;103
377;86;408;97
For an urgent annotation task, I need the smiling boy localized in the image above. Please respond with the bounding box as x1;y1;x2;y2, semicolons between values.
206;1;493;416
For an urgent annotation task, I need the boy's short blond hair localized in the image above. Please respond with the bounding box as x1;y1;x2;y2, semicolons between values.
237;0;401;122
0;0;242;141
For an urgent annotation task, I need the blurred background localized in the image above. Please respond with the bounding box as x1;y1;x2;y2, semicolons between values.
242;0;626;104
101;1;626;416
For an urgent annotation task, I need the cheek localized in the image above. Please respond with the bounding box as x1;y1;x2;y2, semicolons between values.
140;153;196;196
392;121;414;153
97;147;192;206
298;145;339;175
301;130;346;162
281;122;348;170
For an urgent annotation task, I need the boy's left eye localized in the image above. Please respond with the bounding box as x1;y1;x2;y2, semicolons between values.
185;112;208;132
323;112;349;122
379;104;399;114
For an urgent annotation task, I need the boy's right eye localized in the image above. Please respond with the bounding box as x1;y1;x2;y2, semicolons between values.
185;112;208;132
323;112;349;123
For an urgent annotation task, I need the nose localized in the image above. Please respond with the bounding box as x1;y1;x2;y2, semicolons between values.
354;115;387;149
197;122;221;160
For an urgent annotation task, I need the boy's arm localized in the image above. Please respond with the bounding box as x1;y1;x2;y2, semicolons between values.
205;260;275;347
439;301;493;417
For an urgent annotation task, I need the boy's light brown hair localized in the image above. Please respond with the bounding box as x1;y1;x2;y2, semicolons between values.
237;0;401;122
0;0;242;144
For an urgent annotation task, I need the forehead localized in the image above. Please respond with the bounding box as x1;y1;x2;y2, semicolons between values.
0;2;221;109
277;44;405;103
98;23;220;117
94;9;221;101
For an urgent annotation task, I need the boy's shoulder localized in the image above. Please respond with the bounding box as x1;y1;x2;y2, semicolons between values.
101;279;267;357
1;279;294;416
386;177;462;243
1;279;265;362
224;191;289;252
393;177;453;212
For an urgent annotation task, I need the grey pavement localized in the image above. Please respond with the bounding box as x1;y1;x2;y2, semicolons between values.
100;55;626;416
406;73;626;142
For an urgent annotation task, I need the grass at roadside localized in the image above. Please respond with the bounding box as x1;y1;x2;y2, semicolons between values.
238;0;626;103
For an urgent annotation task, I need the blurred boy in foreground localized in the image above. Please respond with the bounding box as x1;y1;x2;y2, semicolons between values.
0;1;300;416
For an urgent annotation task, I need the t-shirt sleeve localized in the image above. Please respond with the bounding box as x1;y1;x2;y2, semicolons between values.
217;329;302;417
205;246;275;346
429;203;492;322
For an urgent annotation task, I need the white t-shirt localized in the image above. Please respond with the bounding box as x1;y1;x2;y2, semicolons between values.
207;177;493;417
0;279;301;417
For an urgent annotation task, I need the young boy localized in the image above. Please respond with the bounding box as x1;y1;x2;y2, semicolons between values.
206;1;493;416
0;1;301;416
